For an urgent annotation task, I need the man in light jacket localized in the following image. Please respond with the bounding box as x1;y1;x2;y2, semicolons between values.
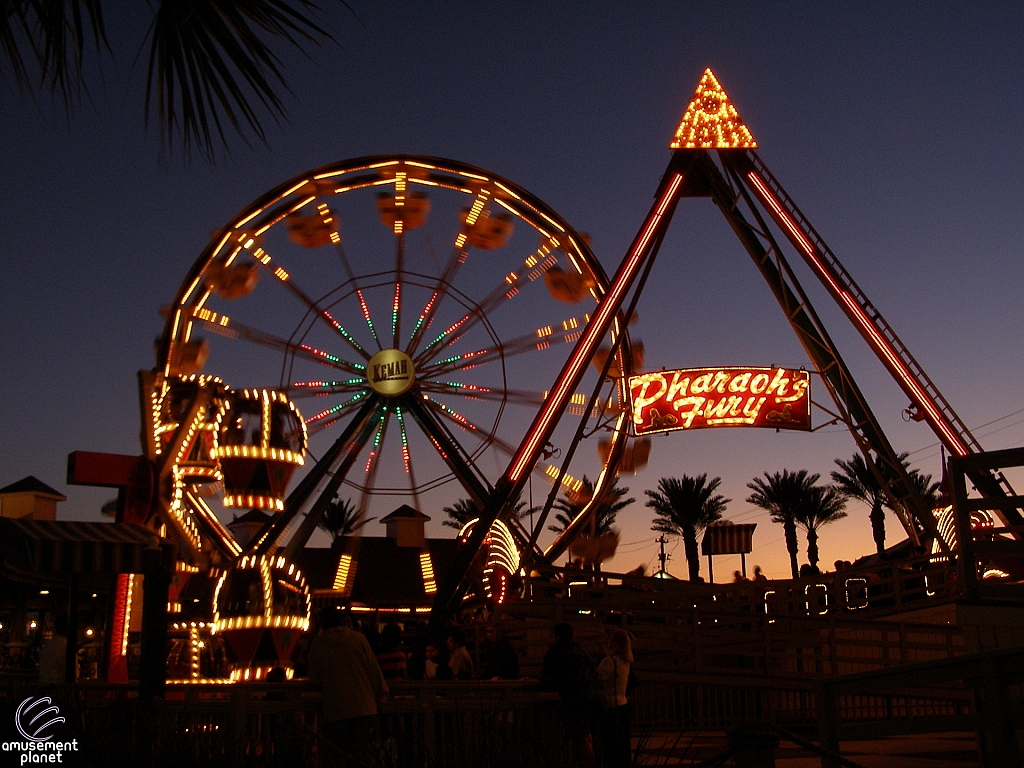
308;607;389;766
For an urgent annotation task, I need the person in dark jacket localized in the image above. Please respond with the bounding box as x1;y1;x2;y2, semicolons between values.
597;629;633;768
308;607;388;767
375;623;407;681
480;623;519;680
541;622;602;766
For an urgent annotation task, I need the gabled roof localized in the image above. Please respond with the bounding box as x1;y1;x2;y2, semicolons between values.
379;504;430;522
0;476;66;500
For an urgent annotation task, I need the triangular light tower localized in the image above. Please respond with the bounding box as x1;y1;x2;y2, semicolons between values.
670;68;757;149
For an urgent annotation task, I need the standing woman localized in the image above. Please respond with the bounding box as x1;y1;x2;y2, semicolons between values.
598;629;633;768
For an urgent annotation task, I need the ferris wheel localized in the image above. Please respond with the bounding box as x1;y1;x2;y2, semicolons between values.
151;155;640;565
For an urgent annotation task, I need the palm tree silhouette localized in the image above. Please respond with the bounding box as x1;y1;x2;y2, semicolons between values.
316;496;370;545
832;452;941;556
2;1;341;160
747;470;816;579
794;482;847;573
832;453;889;556
547;476;634;536
442;498;480;530
442;497;532;531
907;466;941;509
645;475;729;582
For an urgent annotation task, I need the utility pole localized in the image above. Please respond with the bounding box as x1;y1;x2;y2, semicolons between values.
656;534;670;577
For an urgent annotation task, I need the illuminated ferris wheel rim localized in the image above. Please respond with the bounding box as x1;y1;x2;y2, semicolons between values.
155;153;635;556
157;153;622;368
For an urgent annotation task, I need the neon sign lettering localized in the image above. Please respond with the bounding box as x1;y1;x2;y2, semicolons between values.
629;366;810;435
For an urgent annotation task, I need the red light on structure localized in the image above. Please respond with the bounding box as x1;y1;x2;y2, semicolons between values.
629;366;810;435
509;172;685;482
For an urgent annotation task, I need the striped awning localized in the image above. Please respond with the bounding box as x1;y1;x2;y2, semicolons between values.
0;518;173;576
701;523;757;556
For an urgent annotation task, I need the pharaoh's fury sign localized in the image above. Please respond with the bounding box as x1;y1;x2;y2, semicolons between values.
628;366;810;436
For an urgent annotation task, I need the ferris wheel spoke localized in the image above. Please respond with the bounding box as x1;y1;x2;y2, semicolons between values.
404;189;499;353
393;405;424;510
328;238;383;351
392;234;405;347
405;287;442;356
193;312;366;376
419;380;545;407
330;237;358;283
305;391;373;434
420;323;585;379
357;288;384;351
360;409;390;487
473;244;562;315
414;246;563;361
287;379;368;397
416;282;583;367
251;249;370;360
422;396;519;457
402;396;491;506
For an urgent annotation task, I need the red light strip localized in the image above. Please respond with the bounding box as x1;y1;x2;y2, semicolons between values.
356;289;381;346
508;172;684;482
409;290;439;344
746;171;968;456
391;282;401;345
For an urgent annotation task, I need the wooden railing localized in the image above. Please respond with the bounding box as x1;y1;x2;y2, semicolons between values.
1;671;980;767
816;645;1024;767
520;551;962;620
950;447;1024;603
499;574;964;683
2;680;568;768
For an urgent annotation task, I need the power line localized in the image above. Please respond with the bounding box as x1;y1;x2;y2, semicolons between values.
903;407;1024;458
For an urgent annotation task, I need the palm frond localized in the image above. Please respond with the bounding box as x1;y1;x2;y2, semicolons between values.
547;476;633;535
317;496;370;541
442;498;479;530
1;0;108;103
144;0;339;160
645;475;729;536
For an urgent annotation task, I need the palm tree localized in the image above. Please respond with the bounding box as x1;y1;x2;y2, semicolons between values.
794;482;847;572
907;467;941;508
547;476;634;536
2;1;341;160
443;497;532;531
832;452;942;555
442;498;480;530
747;470;817;579
645;475;729;582
317;496;370;545
831;453;888;556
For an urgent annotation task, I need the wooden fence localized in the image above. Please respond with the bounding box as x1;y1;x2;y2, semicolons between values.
816;645;1024;767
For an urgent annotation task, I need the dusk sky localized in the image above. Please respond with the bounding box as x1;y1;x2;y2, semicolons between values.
1;2;1022;579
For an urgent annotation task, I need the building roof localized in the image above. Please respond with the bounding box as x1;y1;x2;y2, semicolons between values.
0;518;173;577
379;504;430;522
230;509;275;524
0;476;66;500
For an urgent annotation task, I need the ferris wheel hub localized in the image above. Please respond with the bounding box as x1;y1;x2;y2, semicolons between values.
367;348;416;397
